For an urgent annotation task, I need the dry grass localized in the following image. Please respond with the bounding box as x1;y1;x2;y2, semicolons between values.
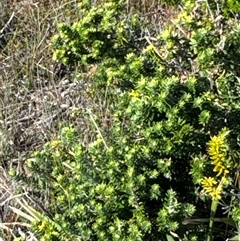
0;0;83;160
0;1;87;239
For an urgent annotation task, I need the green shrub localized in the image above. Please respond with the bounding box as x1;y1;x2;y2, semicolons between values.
24;0;240;240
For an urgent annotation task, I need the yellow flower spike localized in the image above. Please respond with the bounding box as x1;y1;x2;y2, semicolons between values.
208;135;225;155
201;130;231;202
210;187;222;200
202;172;229;201
213;163;225;176
211;158;221;167
204;187;214;193
207;131;230;177
201;177;217;190
201;176;224;200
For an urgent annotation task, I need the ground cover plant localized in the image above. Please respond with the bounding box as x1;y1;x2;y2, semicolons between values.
1;0;240;240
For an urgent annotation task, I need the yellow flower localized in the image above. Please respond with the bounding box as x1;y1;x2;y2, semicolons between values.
213;162;226;177
207;134;228;177
129;90;139;99
201;177;217;191
201;131;231;201
209;186;222;200
210;175;228;200
201;175;228;201
208;136;225;158
201;177;222;200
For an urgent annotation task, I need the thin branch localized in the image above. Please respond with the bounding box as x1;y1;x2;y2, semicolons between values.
0;12;15;37
86;108;108;149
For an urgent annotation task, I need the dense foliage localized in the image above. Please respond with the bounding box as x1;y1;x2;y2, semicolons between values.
16;0;240;240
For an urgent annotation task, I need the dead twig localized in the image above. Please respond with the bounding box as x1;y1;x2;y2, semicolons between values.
0;12;15;38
